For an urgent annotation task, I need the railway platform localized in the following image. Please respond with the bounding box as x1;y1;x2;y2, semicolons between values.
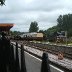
23;45;72;71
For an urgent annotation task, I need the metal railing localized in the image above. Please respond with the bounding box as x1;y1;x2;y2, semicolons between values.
12;42;72;72
11;42;51;72
0;33;51;72
0;33;72;72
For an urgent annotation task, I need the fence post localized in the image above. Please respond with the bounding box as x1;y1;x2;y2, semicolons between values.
41;52;51;72
0;32;11;72
21;45;27;72
9;44;16;72
15;42;20;72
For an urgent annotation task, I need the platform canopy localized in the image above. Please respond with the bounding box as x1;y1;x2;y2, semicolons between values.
0;23;14;31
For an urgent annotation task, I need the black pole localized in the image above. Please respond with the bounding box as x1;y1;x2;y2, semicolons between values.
41;52;51;72
0;32;10;72
21;45;27;72
15;42;20;72
9;44;16;72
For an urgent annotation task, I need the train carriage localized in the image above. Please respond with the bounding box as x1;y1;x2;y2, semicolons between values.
15;32;44;41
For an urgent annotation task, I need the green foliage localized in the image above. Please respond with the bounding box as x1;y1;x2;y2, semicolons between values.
44;14;72;42
45;26;57;41
44;13;72;42
39;30;45;34
29;21;39;32
0;0;5;5
57;15;63;31
39;26;57;41
57;14;72;37
10;31;24;36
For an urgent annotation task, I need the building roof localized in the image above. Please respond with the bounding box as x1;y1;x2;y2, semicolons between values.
0;23;14;31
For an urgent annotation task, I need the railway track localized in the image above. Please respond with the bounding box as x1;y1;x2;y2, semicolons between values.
12;40;72;59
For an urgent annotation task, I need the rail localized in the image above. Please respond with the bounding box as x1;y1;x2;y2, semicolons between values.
14;40;72;59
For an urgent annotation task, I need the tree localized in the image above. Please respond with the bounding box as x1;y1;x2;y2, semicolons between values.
57;14;72;37
0;0;5;5
10;31;23;36
39;30;44;33
46;26;57;41
37;14;72;42
57;15;63;31
29;21;39;32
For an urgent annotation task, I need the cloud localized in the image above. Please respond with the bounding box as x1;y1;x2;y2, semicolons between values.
0;0;72;32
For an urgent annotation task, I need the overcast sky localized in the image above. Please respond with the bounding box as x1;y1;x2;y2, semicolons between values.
0;0;72;32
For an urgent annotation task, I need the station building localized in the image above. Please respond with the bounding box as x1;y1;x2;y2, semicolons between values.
0;23;14;37
0;23;14;32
